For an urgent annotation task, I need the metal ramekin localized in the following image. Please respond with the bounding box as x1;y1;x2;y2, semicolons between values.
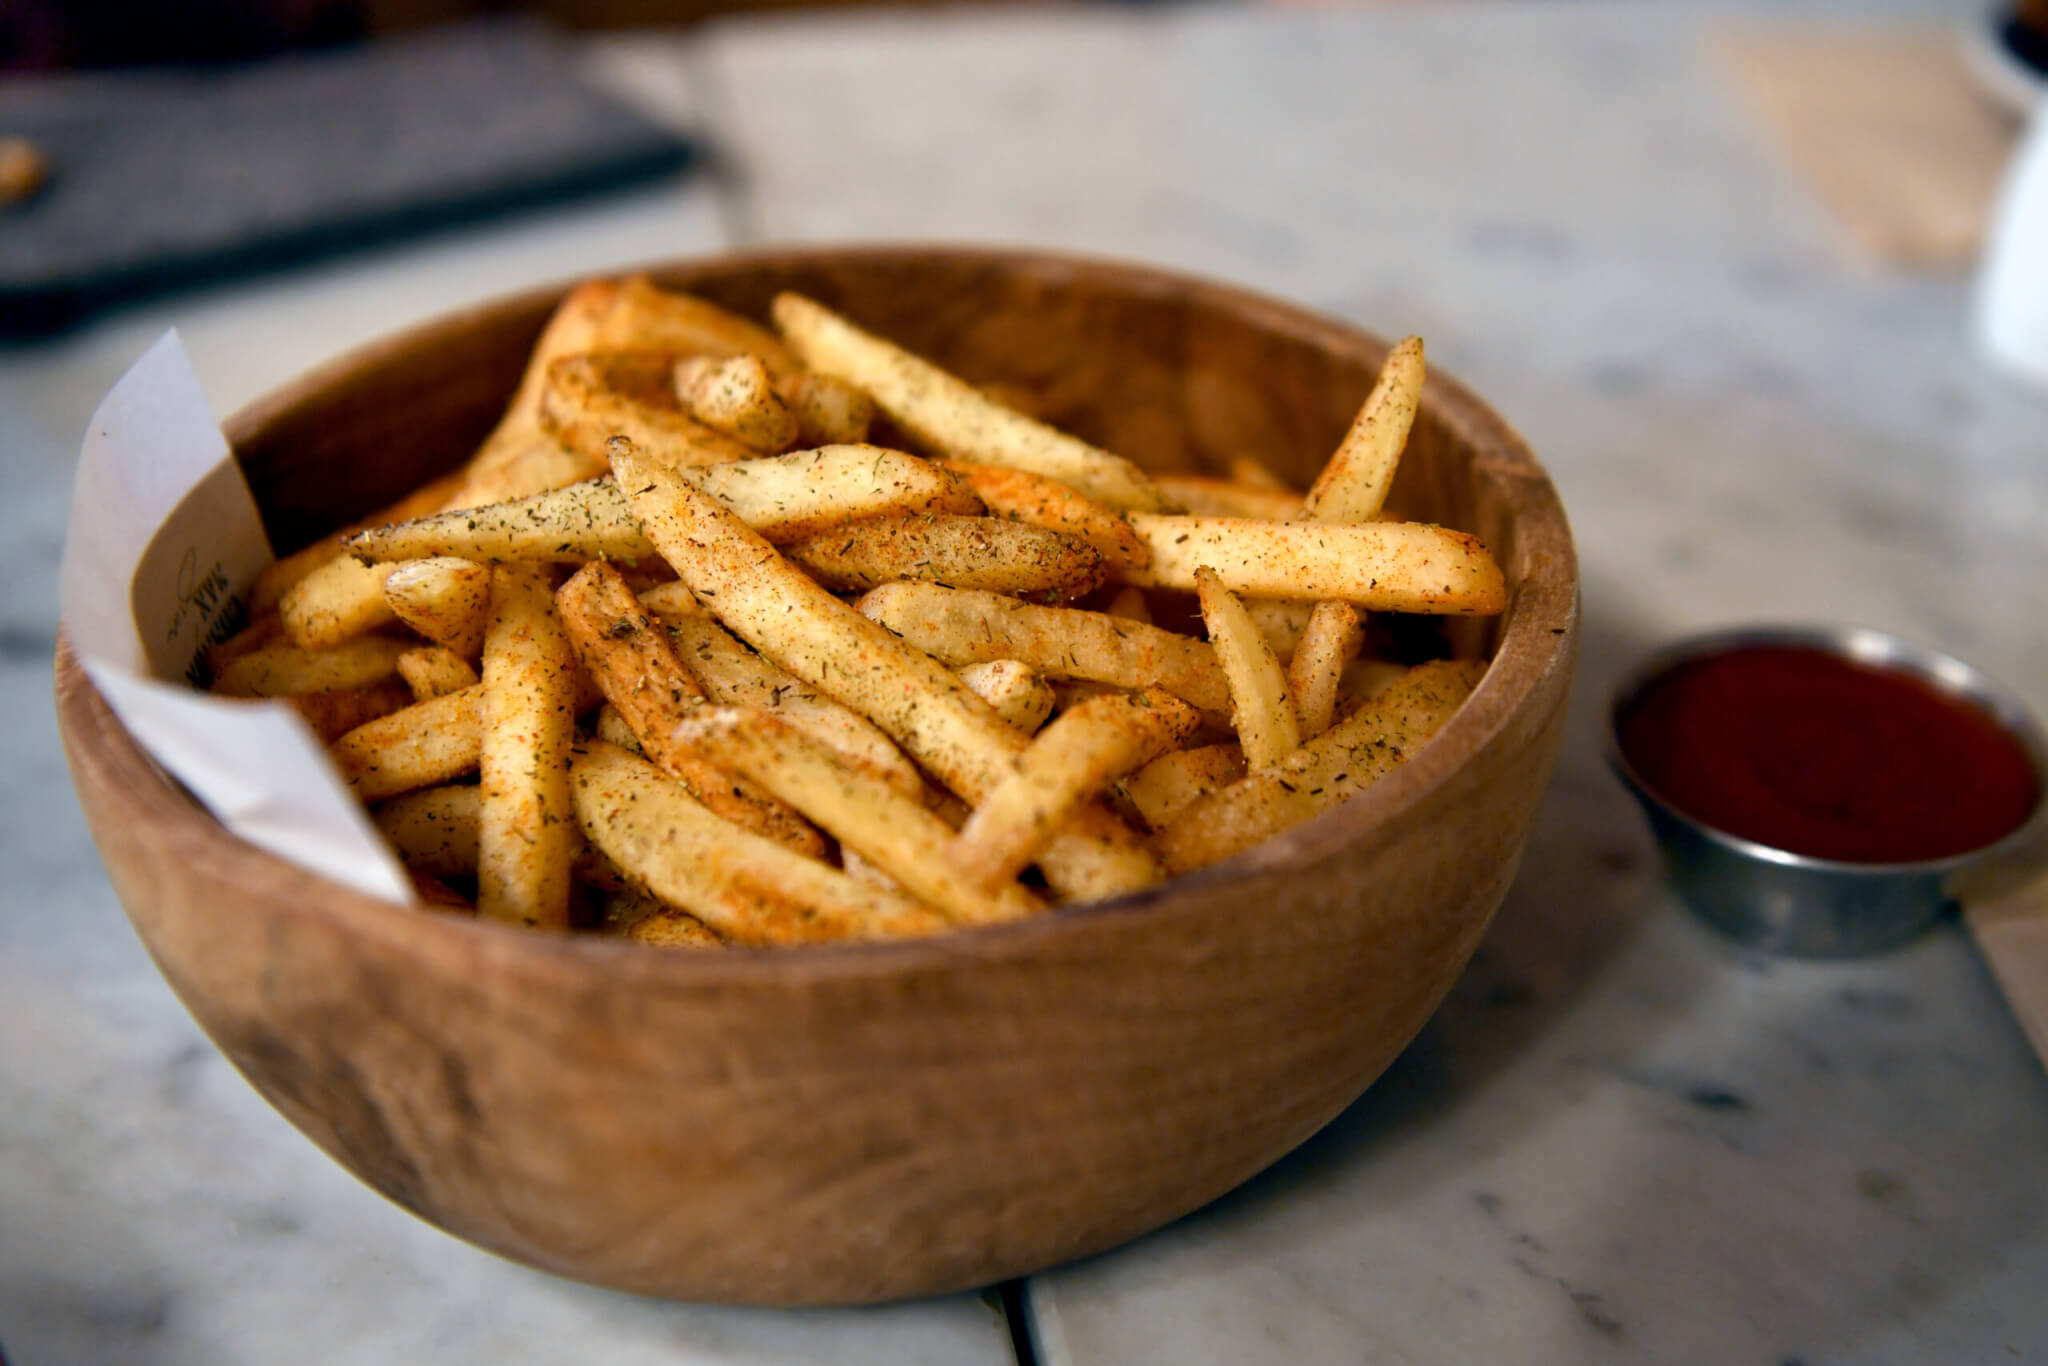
1608;625;2048;958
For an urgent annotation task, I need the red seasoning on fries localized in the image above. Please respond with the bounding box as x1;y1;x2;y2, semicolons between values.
205;278;1501;943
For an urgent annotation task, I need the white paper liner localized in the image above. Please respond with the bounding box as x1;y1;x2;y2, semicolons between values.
58;332;415;905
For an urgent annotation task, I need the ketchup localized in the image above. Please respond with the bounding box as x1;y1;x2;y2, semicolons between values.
1618;645;2040;864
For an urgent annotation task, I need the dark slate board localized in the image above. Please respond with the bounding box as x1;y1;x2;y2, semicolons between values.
0;20;694;336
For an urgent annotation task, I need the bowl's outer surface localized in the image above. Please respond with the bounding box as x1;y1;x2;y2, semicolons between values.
55;245;1578;1305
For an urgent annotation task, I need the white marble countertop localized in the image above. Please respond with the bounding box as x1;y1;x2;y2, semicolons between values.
7;2;2048;1362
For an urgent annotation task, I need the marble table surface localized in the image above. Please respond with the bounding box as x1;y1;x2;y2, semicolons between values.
7;1;2048;1362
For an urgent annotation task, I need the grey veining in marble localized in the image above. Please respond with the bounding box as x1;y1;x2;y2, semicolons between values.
1;136;1012;1363
9;3;2048;1362
703;1;2048;1360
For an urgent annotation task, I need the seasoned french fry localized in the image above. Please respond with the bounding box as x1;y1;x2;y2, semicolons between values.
949;689;1198;891
675;353;800;454
638;583;925;800
455;279;620;507
572;741;948;945
213;634;410;698
287;680;414;744
673;706;1041;926
1125;515;1506;613
609;437;1164;902
1227;455;1297;493
250;468;470;616
593;704;642;753
1342;656;1410;702
1196;568;1301;769
349;448;979;564
776;369;875;446
555;562;827;860
940;461;1150;576
596;274;798;377
1300;336;1423;524
383;557;490;657
373;784;480;876
396;646;480;701
602;886;726;948
1245;597;1316;662
1152;474;1301;522
774;293;1167;511
1155;659;1484;873
280;557;400;649
331;685;483;800
958;660;1056;734
476;564;579;929
1120;742;1246;830
541;350;757;474
782;514;1105;599
1105;585;1152;625
858;582;1231;714
1286;600;1364;739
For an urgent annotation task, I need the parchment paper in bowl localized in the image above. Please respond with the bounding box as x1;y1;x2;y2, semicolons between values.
57;332;413;904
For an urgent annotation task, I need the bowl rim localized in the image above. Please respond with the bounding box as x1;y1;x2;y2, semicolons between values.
1607;620;2048;878
60;241;1581;984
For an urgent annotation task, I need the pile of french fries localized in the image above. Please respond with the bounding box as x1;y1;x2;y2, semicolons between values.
207;276;1505;946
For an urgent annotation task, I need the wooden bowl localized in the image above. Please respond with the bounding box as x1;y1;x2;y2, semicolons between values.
55;246;1577;1305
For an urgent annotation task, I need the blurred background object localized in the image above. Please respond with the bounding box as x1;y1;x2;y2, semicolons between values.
0;0;1047;71
0;19;692;334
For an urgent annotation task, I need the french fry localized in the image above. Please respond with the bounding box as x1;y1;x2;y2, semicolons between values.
373;784;480;876
673;706;1042;926
940;461;1150;576
1286;600;1364;739
249;468;470;616
1343;656;1410;702
593;704;642;754
1105;586;1152;625
348;448;979;564
1300;336;1423;525
1155;659;1484;873
540;351;757;473
857;582;1231;714
1227;455;1297;493
454;279;620;508
1125;515;1506;613
776;369;875;446
675;353;800;454
555;562;827;861
609;438;1164;902
213;634;411;697
596;274;798;377
638;583;926;800
949;689;1198;891
331;685;483;800
774;293;1167;511
572;741;948;944
1245;597;1316;662
602;887;726;948
383;557;491;657
1120;742;1246;830
396;646;480;701
476;564;579;929
280;556;401;649
957;660;1056;734
287;680;414;744
1152;474;1301;522
1196;568;1301;769
782;514;1106;599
